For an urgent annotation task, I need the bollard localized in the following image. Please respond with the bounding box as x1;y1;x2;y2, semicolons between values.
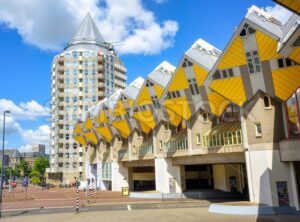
75;177;79;214
76;186;79;213
2;185;5;198
91;178;95;201
87;179;90;204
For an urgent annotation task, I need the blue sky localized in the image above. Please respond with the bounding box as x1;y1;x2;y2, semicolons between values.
0;0;291;152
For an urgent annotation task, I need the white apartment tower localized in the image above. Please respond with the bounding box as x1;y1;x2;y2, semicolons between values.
49;13;127;182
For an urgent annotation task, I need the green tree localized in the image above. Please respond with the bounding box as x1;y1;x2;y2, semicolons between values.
33;156;49;176
30;170;40;185
18;160;31;177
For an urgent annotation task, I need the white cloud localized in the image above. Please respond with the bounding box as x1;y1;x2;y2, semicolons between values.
21;125;50;149
0;115;22;134
19;144;33;153
264;4;293;24
0;0;178;55
0;99;49;120
0;98;50;151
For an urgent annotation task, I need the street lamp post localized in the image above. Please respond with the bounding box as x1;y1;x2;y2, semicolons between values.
0;110;10;218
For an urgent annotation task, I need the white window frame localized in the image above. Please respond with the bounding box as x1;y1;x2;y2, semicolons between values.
202;112;209;123
263;95;271;110
255;122;262;137
246;51;261;74
196;134;201;145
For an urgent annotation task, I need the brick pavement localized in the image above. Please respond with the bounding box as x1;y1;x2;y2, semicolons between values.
2;185;161;210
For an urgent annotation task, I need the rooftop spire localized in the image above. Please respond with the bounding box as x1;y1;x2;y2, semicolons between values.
68;13;105;47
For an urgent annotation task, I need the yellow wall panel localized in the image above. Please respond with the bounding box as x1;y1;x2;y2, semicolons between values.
113;100;126;117
120;131;129;139
256;31;281;61
139;122;152;134
163;97;191;120
207;92;230;116
136;87;152;106
166;108;182;127
289;47;300;64
193;64;208;86
168;67;189;91
97;110;108;123
96;127;112;142
74;123;82;134
84;117;93;130
112;120;131;137
128;99;134;108
272;66;300;101
210;77;246;106
218;36;246;70
73;136;86;146
133;110;156;129
83;131;98;144
153;84;164;98
276;0;300;13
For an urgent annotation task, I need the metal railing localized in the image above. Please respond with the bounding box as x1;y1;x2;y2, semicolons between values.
202;129;242;148
164;137;188;153
139;144;154;156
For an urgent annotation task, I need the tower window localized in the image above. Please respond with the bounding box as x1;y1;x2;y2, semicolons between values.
164;123;170;131
263;95;271;109
255;123;262;137
196;134;201;144
278;58;295;69
188;78;200;95
202;112;208;123
137;131;142;138
212;70;221;80
246;51;261;74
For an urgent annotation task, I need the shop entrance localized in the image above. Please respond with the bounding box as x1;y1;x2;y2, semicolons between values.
132;166;155;191
185;165;213;190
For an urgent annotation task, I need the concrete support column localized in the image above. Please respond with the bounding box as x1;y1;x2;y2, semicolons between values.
245;149;297;207
289;162;300;210
111;161;129;192
155;158;182;193
187;121;193;155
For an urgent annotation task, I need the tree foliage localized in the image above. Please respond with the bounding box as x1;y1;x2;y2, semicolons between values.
18;160;31;176
30;170;40;185
33;156;49;176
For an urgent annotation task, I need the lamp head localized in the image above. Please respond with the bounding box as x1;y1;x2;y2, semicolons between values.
4;111;10;114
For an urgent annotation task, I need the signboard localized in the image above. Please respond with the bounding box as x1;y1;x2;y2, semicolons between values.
122;187;129;196
276;181;289;206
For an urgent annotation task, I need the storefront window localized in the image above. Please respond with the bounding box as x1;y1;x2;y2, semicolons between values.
286;88;300;137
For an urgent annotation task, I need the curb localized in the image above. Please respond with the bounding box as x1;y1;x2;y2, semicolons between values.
208;204;299;215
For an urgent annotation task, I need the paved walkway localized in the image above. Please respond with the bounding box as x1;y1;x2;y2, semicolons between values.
2;185;191;210
2;207;300;222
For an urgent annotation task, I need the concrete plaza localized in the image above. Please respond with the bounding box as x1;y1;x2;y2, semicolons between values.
2;207;300;222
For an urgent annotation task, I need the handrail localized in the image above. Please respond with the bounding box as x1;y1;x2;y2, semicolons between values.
139;144;154;156
164;137;188;153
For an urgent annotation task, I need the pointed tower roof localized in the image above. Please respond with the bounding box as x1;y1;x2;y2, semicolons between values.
68;13;105;47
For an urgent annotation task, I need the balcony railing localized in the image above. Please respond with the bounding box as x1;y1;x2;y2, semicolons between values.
202;121;242;148
118;149;128;160
139;144;153;156
164;134;188;153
